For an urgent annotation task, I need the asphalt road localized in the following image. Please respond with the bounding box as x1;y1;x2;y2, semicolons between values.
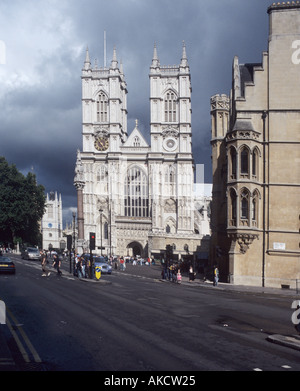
0;254;299;372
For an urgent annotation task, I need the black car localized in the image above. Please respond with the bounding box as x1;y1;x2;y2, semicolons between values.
0;257;16;274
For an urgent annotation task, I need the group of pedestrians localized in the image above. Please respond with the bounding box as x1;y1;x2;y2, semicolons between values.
40;251;93;278
161;264;182;284
0;246;12;255
75;255;91;278
40;250;62;277
161;263;220;286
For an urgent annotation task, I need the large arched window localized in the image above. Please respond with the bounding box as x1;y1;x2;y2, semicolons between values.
97;92;108;122
164;91;177;122
124;166;149;217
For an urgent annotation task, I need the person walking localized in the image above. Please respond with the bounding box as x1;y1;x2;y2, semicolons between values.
41;251;50;276
213;265;219;286
52;254;62;276
189;266;195;282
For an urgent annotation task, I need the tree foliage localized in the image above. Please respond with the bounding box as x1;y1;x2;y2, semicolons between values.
0;156;46;246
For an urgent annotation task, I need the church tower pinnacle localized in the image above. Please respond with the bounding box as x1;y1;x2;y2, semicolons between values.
151;42;160;68
111;46;118;69
83;46;91;70
180;41;189;68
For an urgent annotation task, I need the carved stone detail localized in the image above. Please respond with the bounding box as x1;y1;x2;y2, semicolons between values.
236;233;259;254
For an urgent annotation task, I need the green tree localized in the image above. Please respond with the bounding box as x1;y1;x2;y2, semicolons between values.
0;156;46;246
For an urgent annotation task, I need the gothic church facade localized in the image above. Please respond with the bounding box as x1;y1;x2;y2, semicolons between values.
74;43;210;260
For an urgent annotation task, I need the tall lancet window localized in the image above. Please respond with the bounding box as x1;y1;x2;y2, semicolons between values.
241;188;250;221
229;188;237;226
229;147;237;179
164;91;177;122
124;166;149;217
240;147;249;175
97;92;108;122
252;148;259;179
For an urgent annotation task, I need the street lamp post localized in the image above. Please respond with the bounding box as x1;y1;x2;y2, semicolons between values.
72;211;76;274
99;208;103;256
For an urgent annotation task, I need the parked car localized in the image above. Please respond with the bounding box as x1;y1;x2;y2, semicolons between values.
81;254;112;274
21;247;40;260
0;256;16;274
94;257;112;274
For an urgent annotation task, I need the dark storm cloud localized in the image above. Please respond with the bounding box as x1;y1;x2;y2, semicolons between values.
0;0;273;224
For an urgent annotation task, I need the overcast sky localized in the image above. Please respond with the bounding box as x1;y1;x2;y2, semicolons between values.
0;0;273;226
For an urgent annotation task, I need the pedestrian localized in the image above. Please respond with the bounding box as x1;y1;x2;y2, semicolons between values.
41;251;50;277
172;266;177;283
52;254;62;276
86;257;92;278
213;265;219;286
189;266;194;282
120;257;124;271
177;269;182;284
81;256;86;277
170;264;174;281
76;257;83;278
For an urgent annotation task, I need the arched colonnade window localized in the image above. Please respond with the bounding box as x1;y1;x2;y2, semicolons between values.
228;145;260;180
228;188;260;228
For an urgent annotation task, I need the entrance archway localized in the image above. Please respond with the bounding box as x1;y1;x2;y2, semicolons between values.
126;241;143;257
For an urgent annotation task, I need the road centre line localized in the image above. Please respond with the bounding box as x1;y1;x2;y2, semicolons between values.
6;306;42;363
5;316;30;363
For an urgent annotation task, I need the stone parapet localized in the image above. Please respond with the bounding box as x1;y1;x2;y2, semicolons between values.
268;1;300;13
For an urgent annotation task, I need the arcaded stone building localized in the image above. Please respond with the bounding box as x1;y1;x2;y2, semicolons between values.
210;2;300;287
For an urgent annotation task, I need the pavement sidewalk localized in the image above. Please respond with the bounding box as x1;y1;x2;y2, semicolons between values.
118;263;300;297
